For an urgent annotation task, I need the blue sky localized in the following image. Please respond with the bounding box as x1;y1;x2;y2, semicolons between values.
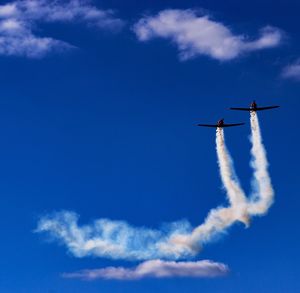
0;0;299;292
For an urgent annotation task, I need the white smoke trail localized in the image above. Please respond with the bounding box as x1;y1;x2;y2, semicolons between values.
166;128;249;253
36;112;274;260
247;111;274;215
36;211;194;260
215;128;249;225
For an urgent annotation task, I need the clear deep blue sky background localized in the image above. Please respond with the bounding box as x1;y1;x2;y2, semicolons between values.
0;0;299;292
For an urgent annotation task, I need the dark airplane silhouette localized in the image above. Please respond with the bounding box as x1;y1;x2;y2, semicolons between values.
230;100;280;112
197;118;245;128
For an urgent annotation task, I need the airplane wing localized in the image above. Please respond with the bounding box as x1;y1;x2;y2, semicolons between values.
230;106;280;111
255;106;280;111
230;107;252;111
197;124;218;128
222;123;245;127
197;123;244;128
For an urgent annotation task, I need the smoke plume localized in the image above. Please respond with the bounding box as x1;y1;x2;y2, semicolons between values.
247;112;274;215
36;112;274;264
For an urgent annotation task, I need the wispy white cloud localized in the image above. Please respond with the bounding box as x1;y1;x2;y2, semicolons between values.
281;60;300;81
15;0;124;29
62;259;229;280
0;16;71;58
0;0;124;58
133;9;283;61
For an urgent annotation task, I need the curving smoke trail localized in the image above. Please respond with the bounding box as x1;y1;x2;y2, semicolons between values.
168;113;274;254
215;128;249;225
36;112;274;261
166;128;249;254
248;111;274;215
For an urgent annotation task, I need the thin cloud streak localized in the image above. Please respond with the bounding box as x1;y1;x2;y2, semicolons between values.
62;259;229;280
0;0;124;57
133;9;283;61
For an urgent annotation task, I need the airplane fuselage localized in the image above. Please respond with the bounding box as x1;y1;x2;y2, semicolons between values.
217;119;225;127
250;101;257;110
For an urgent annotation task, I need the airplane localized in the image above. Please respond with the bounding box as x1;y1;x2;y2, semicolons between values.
197;118;245;128
230;100;280;112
